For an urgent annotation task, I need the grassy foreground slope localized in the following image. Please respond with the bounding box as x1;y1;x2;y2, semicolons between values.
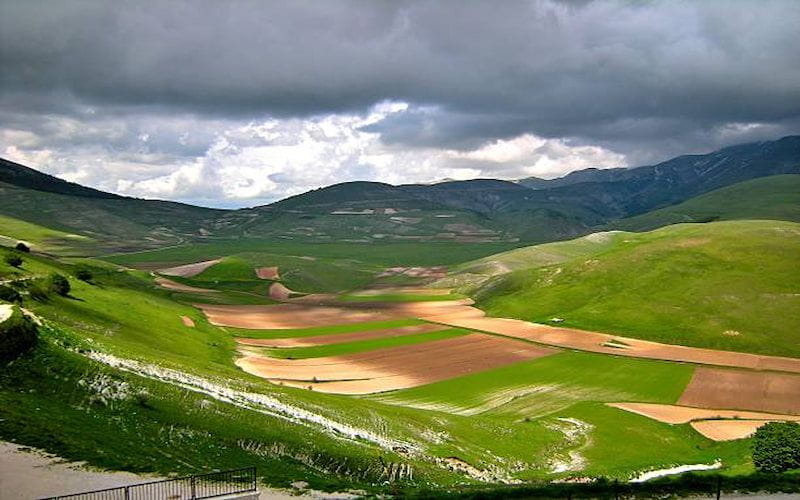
0;244;761;488
611;174;800;232
473;220;800;357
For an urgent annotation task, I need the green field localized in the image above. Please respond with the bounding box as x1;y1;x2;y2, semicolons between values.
107;239;525;268
0;214;94;253
472;220;800;357
375;352;693;418
225;318;428;340
338;293;465;302
264;328;468;359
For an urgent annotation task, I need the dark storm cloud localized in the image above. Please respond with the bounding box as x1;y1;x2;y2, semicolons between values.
1;0;799;165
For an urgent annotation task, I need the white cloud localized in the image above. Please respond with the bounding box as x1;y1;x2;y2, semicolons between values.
2;101;628;207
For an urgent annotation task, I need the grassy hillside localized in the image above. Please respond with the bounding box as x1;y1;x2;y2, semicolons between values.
436;230;626;289
611;175;800;231
0;242;763;490
473;220;800;357
0;214;95;253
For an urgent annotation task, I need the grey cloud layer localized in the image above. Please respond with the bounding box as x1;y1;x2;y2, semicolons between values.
1;0;799;204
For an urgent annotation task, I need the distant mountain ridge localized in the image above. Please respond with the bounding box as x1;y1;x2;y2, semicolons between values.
0;135;798;253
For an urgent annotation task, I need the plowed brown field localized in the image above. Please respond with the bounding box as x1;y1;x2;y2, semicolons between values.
678;368;800;415
236;333;554;394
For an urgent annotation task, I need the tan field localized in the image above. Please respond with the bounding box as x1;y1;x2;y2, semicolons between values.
181;316;195;327
256;266;280;280
237;323;446;348
689;420;777;441
608;402;800;424
678;368;800;415
236;333;554;394
154;277;217;293
268;282;295;300
158;259;221;278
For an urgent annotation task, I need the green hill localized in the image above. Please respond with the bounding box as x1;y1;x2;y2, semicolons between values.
611;175;800;231
472;220;800;357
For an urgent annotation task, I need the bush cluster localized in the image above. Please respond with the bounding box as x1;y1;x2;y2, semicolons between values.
48;273;71;296
0;307;38;362
0;285;22;303
753;422;800;473
4;253;23;268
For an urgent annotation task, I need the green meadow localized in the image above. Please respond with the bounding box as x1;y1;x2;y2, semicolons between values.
375;352;693;418
107;239;524;268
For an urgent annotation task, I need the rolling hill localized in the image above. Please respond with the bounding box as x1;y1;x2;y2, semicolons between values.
610;174;800;231
469;220;800;357
1;135;798;254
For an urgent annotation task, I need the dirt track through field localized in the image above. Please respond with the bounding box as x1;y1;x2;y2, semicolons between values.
154;277;218;293
236;333;554;394
158;259;221;278
678;368;800;415
237;323;446;348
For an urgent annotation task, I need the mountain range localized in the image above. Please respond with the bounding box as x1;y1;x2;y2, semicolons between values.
0;135;798;254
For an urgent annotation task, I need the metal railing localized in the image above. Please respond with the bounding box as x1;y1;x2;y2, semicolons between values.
40;467;257;500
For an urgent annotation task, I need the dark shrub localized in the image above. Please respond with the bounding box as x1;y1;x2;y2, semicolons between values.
0;285;22;303
28;282;49;302
75;268;93;282
4;253;23;268
48;273;71;296
0;307;38;362
15;242;30;253
753;422;800;473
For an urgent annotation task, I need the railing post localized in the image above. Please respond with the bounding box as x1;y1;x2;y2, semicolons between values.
124;486;130;500
716;475;722;500
191;475;197;499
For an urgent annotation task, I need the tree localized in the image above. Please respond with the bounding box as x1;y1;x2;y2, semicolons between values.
48;273;71;297
14;242;30;253
753;422;800;473
4;254;23;268
0;285;22;303
0;307;38;362
75;268;93;282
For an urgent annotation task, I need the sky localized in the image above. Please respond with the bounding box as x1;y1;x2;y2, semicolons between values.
1;0;799;208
